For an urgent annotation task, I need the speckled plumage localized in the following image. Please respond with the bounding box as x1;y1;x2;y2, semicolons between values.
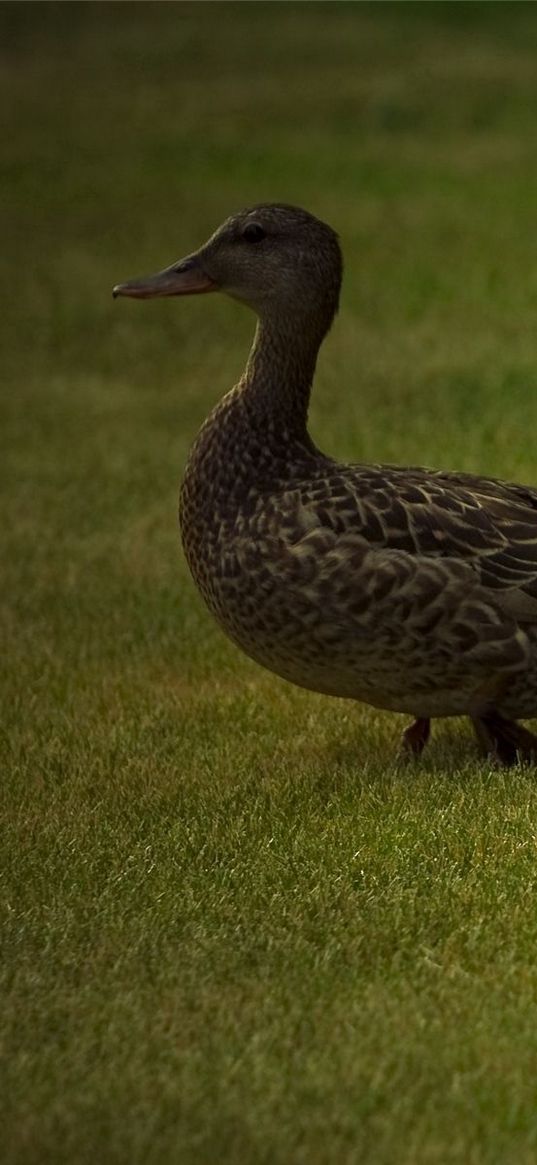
115;204;537;764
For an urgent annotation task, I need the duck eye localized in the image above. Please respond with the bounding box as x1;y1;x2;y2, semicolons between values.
242;223;266;243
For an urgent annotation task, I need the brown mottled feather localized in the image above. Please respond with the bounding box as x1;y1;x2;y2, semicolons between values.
116;204;537;761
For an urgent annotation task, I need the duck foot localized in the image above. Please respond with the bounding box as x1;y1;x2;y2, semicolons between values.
401;717;431;757
472;713;537;767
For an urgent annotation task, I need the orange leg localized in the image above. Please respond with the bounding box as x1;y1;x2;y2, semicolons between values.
472;713;537;767
401;717;431;757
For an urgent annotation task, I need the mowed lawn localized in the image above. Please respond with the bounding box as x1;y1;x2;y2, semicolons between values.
5;3;537;1162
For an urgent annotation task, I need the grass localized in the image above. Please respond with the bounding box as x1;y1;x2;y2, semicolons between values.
4;2;537;1161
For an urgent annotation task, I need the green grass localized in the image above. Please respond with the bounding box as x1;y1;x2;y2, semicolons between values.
5;3;537;1161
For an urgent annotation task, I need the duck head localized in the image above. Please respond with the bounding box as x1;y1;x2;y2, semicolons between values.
113;203;343;331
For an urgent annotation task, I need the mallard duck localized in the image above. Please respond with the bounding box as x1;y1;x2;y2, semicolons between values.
114;204;537;765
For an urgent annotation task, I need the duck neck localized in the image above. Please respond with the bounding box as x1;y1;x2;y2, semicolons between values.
238;310;325;445
181;305;333;527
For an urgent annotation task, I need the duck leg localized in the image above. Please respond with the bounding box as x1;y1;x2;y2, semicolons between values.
472;712;537;766
401;717;431;757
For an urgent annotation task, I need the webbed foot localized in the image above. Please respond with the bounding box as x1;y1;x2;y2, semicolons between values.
472;713;537;767
401;717;431;757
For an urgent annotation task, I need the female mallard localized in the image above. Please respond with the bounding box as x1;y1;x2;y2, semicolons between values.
114;204;537;765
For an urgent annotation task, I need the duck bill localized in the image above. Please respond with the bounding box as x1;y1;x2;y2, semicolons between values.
113;254;217;300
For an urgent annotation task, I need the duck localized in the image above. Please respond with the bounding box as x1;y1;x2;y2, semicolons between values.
114;203;537;766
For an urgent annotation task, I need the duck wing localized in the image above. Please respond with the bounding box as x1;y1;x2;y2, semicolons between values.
296;463;537;623
244;474;532;705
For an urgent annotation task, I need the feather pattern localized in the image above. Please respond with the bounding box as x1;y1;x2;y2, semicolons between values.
115;203;537;762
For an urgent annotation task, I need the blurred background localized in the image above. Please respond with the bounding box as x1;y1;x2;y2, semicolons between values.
5;1;537;681
5;3;537;447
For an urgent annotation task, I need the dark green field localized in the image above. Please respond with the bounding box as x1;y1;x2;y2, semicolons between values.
5;4;537;1162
